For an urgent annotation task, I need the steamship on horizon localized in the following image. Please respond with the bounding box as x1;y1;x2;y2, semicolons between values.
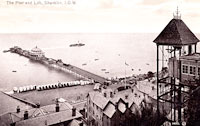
69;41;85;47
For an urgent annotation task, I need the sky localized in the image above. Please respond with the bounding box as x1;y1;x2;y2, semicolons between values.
0;0;200;33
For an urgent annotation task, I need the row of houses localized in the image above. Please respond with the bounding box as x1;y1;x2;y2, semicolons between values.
86;86;155;126
0;101;83;126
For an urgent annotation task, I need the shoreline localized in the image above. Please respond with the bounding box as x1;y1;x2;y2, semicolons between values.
11;84;94;107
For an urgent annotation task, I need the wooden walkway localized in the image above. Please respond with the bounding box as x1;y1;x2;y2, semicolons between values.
61;64;107;84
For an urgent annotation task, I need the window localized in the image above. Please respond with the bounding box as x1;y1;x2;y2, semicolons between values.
182;65;188;74
198;67;200;75
89;107;91;112
189;66;196;75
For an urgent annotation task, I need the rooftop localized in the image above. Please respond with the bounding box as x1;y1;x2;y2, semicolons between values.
153;19;199;46
103;102;115;118
179;53;200;61
117;99;126;113
31;46;43;53
68;119;82;126
88;91;109;109
0;91;33;116
0;102;82;126
88;86;154;118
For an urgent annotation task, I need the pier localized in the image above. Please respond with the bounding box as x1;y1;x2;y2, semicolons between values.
9;46;108;84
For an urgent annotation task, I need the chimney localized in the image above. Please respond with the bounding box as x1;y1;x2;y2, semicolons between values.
10;123;16;126
125;102;129;108
125;94;128;99
36;103;40;108
56;102;59;112
134;93;137;97
72;106;76;116
115;102;118;110
131;88;134;93
16;106;20;113
110;92;113;98
104;92;107;97
24;111;28;120
45;120;47;125
79;122;83;126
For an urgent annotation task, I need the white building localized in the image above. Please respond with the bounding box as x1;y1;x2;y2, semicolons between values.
30;46;45;59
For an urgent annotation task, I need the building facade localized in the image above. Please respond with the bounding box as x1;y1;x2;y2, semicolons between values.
87;87;154;126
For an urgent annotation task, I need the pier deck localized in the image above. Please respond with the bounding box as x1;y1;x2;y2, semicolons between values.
10;46;108;84
65;64;106;84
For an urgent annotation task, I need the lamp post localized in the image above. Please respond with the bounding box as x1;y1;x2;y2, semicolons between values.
125;61;129;89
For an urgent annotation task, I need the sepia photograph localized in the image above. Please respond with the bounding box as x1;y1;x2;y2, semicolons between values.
0;0;200;126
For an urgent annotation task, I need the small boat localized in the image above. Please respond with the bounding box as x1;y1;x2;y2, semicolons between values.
94;59;99;61
12;70;17;72
3;50;10;53
82;63;87;66
69;41;85;47
105;72;109;74
101;69;106;71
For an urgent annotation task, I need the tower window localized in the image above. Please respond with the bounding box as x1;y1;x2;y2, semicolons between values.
198;67;200;75
182;65;188;74
189;66;196;75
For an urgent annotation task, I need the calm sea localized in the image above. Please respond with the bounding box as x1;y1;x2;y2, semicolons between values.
0;33;199;91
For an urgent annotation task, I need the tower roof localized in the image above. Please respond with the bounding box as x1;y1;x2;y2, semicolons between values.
153;19;199;46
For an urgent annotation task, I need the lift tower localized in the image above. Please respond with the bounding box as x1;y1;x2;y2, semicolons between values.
153;9;199;126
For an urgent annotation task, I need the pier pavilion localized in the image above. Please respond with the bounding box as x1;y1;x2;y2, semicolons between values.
30;46;45;59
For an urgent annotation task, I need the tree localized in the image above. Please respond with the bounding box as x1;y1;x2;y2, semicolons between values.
147;71;154;81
